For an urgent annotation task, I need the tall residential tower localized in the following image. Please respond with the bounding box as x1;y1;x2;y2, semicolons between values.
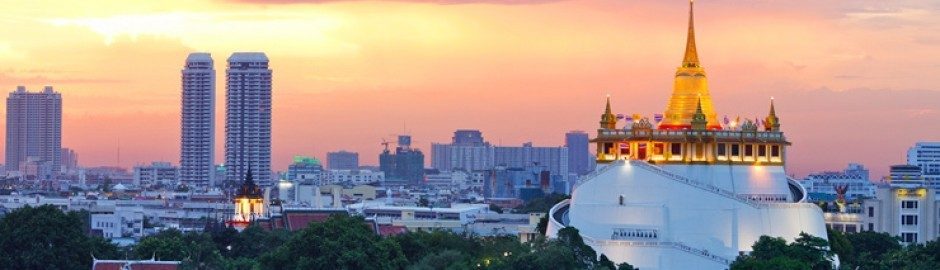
5;86;62;178
180;53;216;188
225;52;272;186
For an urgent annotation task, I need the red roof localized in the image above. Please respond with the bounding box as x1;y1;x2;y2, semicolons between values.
377;224;408;236
92;260;180;270
284;212;332;231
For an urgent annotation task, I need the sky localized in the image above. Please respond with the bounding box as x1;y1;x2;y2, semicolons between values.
0;0;938;179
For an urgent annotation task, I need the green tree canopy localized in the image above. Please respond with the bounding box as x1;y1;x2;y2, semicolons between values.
259;214;407;269
0;205;118;270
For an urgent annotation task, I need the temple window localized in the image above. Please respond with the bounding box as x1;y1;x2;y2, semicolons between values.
620;142;631;158
771;145;780;157
670;143;683;161
604;143;614;154
730;144;741;161
671;143;682;156
744;144;753;156
653;143;665;155
694;144;704;160
716;143;727;160
757;145;768;161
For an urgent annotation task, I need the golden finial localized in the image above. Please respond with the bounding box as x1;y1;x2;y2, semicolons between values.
600;95;617;129
682;0;700;68
765;97;780;131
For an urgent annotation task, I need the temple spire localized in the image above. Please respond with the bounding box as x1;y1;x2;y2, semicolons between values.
682;0;700;68
691;97;707;130
600;95;617;129
764;97;780;131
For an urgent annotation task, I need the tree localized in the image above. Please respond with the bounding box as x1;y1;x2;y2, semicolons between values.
0;205;119;270
134;229;224;269
616;262;638;270
843;231;901;269
731;233;832;270
514;193;569;214
598;254;616;270
259;215;407;269
826;229;854;267
488;204;503;214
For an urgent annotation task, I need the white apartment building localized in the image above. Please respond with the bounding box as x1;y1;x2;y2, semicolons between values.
5;86;62;177
225;52;273;186
133;162;180;187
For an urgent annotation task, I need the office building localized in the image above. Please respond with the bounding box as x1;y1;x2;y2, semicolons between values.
565;131;592;176
180;53;216;188
908;142;940;188
801;163;876;201
494;143;568;179
133;162;180;187
5;86;62;177
286;156;324;183
452;129;487;146
225;52;272;186
60;148;78;174
327;151;359;170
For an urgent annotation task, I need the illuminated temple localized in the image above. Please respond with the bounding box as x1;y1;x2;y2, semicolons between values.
546;2;829;269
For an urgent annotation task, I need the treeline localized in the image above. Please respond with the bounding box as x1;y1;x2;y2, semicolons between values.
0;205;635;270
731;230;940;270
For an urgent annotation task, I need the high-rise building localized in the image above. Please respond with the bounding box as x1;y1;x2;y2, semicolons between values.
225;52;272;187
327;151;359;170
907;142;940;188
565;131;591;176
493;142;568;179
380;135;425;186
5;86;61;177
180;53;216;188
453;129;486;146
431;129;493;172
60;147;79;173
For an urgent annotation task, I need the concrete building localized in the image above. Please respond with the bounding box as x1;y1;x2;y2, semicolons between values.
861;186;939;244
380;135;424;186
908;142;940;188
286;156;323;183
60;147;78;174
327;151;359;170
225;52;272;186
494;143;568;179
5;86;61;177
133;162;180;188
323;169;385;186
431;129;493;172
180;53;216;188
452;129;487;146
889;164;926;188
801;163;876;201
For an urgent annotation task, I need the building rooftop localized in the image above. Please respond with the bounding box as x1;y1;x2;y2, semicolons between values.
228;52;268;62
185;52;212;62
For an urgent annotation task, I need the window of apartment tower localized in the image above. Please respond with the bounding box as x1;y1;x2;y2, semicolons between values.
902;215;918;226
868;223;874;231
868;207;874;217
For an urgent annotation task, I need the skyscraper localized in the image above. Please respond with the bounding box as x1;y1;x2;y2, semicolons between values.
565;131;591;175
225;52;272;186
431;129;493;172
6;86;61;178
180;53;215;188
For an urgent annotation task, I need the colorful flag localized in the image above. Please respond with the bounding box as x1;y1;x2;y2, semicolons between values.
653;114;663;123
616;114;625;120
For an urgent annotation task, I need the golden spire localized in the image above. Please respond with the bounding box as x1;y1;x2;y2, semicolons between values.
764;97;780;131
682;0;700;68
600;95;617;129
660;0;720;131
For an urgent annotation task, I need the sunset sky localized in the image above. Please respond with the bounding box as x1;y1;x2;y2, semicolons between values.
1;0;939;179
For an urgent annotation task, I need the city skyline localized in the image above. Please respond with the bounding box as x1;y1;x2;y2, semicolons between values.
1;1;939;178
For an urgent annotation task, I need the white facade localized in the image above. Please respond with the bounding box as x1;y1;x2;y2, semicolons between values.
431;144;493;172
180;53;216;188
908;142;940;188
861;186;939;244
494;143;569;178
5;86;61;177
133;162;180;187
801;163;875;200
323;169;385;185
547;161;828;269
225;52;272;186
91;205;145;240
